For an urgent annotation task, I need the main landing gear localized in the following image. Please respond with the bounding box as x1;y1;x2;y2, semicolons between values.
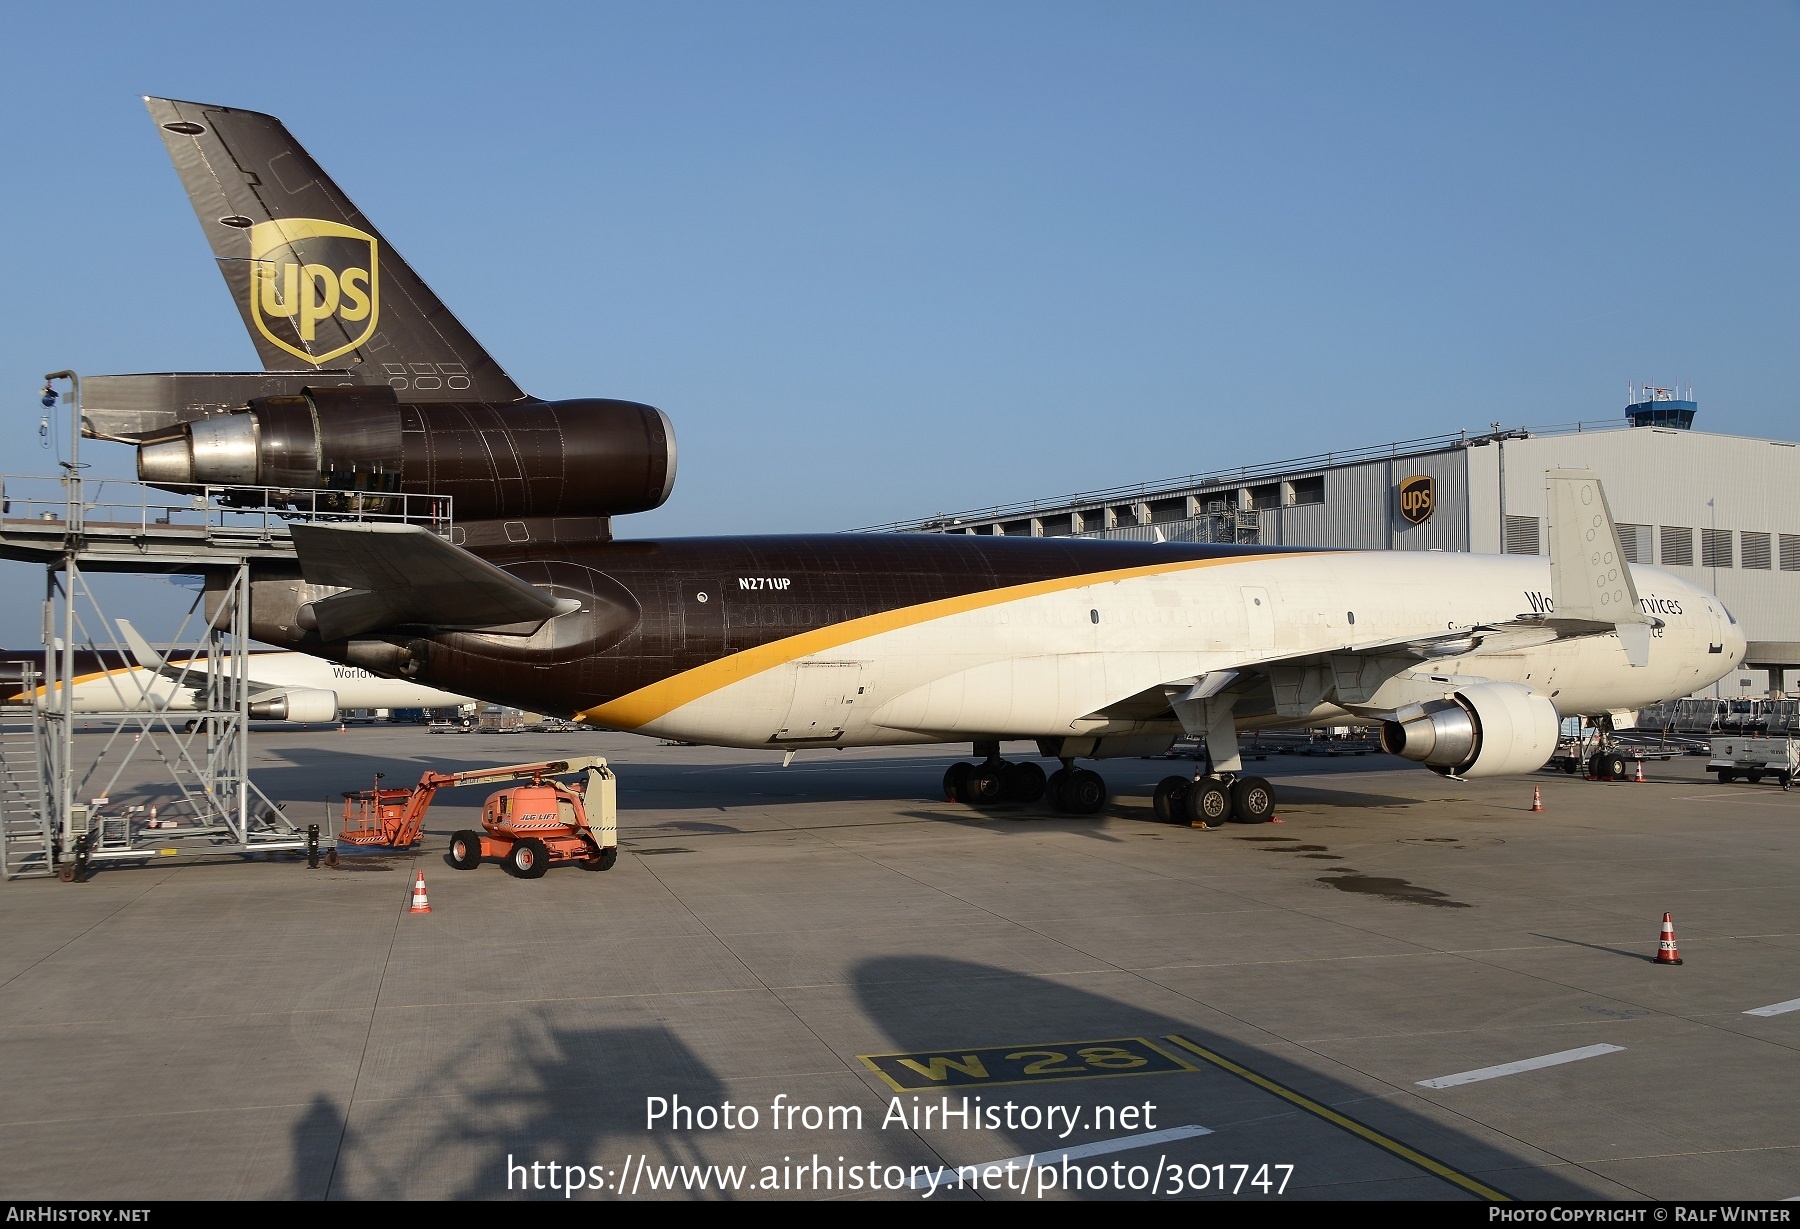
942;741;1115;814
1152;772;1276;826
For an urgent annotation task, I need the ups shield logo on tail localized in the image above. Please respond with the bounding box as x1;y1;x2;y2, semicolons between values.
248;219;379;364
1398;474;1435;525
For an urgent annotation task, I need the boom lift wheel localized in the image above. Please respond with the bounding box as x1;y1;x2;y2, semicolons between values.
506;837;550;879
1185;777;1231;826
1230;776;1276;823
582;846;618;871
448;830;482;870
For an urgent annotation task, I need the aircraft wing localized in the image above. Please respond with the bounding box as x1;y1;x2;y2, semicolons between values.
1089;469;1657;736
288;523;580;641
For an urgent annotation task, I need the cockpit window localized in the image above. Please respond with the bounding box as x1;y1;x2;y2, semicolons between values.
1721;602;1738;625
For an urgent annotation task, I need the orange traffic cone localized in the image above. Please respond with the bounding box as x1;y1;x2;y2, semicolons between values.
409;870;432;914
1655;912;1682;965
338;722;347;733
1530;786;1544;812
1634;760;1646;783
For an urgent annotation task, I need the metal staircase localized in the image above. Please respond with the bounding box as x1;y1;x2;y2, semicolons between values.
0;667;51;879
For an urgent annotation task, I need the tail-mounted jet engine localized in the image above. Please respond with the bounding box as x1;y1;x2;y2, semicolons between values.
1379;682;1560;777
132;385;676;522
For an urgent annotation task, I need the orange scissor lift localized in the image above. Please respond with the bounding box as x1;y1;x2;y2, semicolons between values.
337;756;618;878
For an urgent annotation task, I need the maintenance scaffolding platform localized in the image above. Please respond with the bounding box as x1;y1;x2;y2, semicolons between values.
0;373;453;879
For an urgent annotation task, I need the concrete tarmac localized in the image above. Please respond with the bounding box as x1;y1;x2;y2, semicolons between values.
1;727;1796;1201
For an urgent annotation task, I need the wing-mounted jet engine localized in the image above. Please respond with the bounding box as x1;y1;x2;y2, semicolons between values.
1378;682;1561;778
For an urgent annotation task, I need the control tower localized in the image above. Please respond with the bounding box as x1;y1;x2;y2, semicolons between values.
1625;382;1698;429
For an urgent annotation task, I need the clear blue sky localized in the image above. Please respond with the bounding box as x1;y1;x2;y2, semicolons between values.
1;2;1795;642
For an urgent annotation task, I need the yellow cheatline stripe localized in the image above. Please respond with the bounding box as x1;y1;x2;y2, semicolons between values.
1161;1034;1511;1202
581;551;1324;729
17;660;210;701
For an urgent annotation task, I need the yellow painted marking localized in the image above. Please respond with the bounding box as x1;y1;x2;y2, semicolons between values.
1161;1034;1510;1202
15;658;216;702
859;1036;1198;1092
159;848;178;856
583;552;1320;728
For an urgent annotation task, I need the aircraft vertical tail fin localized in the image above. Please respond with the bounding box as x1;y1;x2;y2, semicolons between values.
1546;469;1651;667
145;97;525;404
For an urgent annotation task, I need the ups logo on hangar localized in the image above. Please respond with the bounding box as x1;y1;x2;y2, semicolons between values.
1397;474;1436;525
248;218;380;365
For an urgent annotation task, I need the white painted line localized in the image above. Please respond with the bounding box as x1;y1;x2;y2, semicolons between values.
906;1124;1213;1189
1417;1044;1625;1089
1744;998;1800;1018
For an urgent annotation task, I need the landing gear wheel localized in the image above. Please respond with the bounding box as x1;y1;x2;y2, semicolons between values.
1046;768;1070;812
1230;776;1276;823
1062;769;1108;815
966;763;1006;806
1003;761;1046;804
943;762;974;803
448;830;483;870
1590;752;1627;781
1153;776;1190;823
1186;777;1231;826
505;837;550;879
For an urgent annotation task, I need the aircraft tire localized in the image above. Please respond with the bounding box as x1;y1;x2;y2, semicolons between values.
967;764;1006;806
1046;769;1070;812
448;830;482;870
1003;761;1046;803
506;837;550;880
1186;777;1231;826
1063;769;1108;815
1153;776;1190;823
1230;776;1276;823
943;762;974;803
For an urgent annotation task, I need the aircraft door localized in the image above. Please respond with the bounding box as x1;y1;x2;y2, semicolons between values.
681;579;728;655
1241;586;1275;649
775;661;866;742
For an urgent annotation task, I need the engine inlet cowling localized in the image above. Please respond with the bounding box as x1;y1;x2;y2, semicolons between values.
1380;682;1560;778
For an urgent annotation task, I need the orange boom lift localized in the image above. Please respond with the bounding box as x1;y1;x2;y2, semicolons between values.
338;757;618;878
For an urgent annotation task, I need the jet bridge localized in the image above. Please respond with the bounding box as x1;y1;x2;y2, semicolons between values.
0;373;455;880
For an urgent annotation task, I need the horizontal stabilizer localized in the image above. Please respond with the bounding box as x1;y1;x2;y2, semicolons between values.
289;523;579;640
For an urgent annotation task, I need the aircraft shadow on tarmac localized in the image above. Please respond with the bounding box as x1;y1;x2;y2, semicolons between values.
285;957;1603;1200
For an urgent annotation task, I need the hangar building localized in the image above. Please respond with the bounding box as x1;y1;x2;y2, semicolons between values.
871;391;1799;696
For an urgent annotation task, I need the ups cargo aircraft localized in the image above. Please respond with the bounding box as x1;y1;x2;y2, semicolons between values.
1;628;472;721
73;98;1745;825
